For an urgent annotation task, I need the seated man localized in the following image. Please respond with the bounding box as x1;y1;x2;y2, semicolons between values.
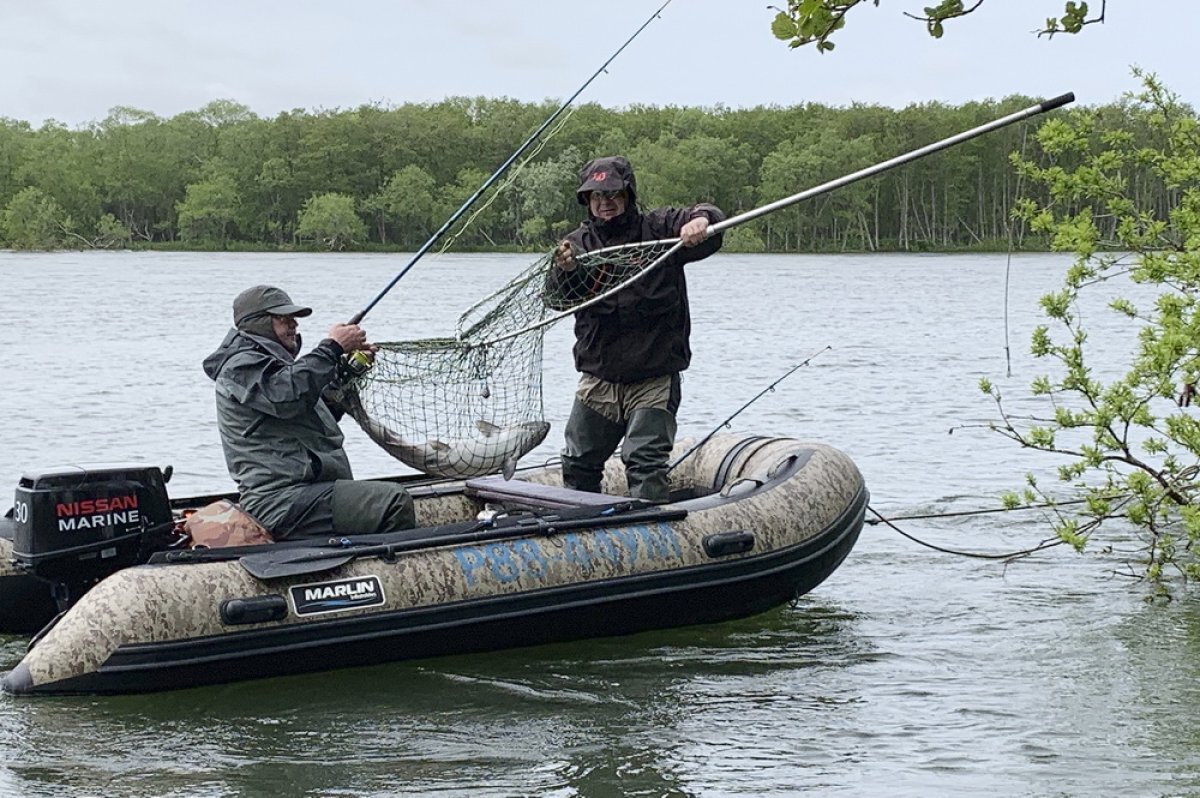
202;285;415;539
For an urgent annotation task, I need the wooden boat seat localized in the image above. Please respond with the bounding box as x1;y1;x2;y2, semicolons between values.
464;476;628;510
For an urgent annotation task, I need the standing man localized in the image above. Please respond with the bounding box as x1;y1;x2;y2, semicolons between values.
550;155;725;502
203;285;416;539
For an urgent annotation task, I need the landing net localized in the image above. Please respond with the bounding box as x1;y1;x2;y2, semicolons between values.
339;239;678;479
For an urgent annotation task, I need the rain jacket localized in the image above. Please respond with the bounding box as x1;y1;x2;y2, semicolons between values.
202;329;352;532
555;202;725;384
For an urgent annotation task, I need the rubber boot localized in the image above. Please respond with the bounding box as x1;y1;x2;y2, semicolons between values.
621;407;677;503
561;399;625;493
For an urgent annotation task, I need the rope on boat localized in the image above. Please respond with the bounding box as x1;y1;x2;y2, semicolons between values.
526;451;1080;562
867;503;1067;560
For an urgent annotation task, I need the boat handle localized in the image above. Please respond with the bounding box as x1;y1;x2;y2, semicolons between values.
704;531;756;557
720;477;763;498
221;595;289;625
768;454;799;480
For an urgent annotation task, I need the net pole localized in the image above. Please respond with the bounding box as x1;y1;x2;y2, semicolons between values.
575;92;1077;257
707;92;1076;236
349;0;675;325
477;91;1077;345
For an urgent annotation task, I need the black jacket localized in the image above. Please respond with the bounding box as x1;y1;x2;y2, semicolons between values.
558;203;724;383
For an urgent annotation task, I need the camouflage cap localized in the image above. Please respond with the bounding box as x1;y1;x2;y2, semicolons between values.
232;285;312;326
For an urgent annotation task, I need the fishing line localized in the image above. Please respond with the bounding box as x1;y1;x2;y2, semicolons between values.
434;108;579;257
1003;122;1031;378
349;0;675;324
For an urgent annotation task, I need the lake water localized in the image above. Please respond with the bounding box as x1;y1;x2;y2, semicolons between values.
0;250;1197;797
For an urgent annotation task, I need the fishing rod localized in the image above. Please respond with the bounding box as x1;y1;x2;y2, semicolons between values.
349;0;675;325
667;345;832;472
477;91;1077;345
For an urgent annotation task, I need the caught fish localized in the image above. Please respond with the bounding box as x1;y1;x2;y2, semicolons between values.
366;417;550;480
337;388;549;479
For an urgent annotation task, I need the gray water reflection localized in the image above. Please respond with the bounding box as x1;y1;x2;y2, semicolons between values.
0;605;865;797
2;251;1199;796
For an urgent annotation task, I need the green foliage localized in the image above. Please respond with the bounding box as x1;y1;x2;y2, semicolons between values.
176;166;240;245
508;148;581;248
518;216;550;247
295;192;367;251
990;72;1200;591
757;122;881;250
364;164;438;247
770;0;1103;51
93;213;132;249
1;186;68;249
724;226;767;253
0;93;1156;254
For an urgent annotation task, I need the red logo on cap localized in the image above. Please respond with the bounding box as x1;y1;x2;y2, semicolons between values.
591;170;607;182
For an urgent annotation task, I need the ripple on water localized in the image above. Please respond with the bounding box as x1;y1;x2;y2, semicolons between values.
1;252;1199;796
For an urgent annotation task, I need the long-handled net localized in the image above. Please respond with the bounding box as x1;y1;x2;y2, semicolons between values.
342;93;1076;480
339;240;678;479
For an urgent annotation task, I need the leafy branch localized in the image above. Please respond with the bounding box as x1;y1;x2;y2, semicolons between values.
769;0;1106;51
983;71;1200;592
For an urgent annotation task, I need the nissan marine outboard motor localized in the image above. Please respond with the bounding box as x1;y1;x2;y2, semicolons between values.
11;464;174;611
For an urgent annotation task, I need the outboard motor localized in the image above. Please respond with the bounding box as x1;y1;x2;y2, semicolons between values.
11;464;174;611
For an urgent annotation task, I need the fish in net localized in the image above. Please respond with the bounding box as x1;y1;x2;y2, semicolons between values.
336;238;680;479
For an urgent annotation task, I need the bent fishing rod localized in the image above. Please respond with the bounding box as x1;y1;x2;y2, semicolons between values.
668;345;832;472
349;0;674;325
478;91;1077;345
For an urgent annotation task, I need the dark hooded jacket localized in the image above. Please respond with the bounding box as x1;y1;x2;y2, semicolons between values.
553;156;725;383
202;328;352;532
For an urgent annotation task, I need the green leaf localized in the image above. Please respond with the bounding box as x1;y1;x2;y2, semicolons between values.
771;12;800;41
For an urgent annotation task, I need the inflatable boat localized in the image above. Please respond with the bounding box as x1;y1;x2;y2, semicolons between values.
0;433;867;695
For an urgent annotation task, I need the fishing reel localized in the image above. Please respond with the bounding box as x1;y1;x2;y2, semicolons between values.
340;350;374;379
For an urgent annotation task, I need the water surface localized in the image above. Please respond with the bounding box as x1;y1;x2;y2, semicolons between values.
0;251;1193;797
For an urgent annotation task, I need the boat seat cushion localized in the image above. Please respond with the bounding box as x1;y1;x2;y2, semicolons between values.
184;500;275;548
464;476;627;509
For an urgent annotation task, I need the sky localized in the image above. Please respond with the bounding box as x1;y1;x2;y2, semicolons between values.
3;1;1198;128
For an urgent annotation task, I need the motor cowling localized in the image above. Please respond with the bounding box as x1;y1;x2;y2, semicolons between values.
11;464;173;608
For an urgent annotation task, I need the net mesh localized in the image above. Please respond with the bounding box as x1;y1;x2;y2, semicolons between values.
337;239;678;479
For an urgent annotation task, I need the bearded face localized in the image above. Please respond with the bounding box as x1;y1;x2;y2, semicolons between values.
271;315;301;355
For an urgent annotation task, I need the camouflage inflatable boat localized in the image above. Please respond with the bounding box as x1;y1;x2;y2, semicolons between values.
0;433;867;695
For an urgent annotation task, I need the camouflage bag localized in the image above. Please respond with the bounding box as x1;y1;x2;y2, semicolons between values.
184;500;274;548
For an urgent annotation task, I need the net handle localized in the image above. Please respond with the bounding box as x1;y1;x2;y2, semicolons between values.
348;0;675;325
707;91;1075;237
474;91;1076;346
580;92;1077;257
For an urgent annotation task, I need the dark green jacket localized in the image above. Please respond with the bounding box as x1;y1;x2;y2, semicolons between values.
202;329;351;531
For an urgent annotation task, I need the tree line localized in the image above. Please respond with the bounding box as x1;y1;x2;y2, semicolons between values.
0;95;1171;253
